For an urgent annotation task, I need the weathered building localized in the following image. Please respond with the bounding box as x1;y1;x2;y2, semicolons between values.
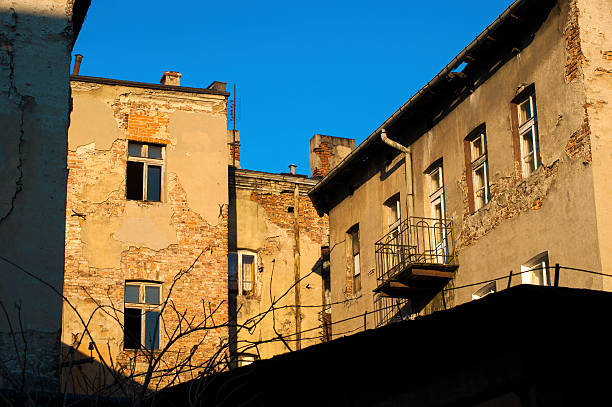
227;132;354;362
0;0;90;391
309;0;612;335
62;72;230;392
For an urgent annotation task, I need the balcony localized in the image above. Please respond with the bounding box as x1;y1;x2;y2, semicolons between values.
374;217;458;300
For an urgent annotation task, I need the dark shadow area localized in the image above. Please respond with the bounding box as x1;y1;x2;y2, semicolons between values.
155;285;612;406
227;167;238;368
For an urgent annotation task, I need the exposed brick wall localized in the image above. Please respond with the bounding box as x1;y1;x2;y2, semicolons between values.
64;87;228;393
459;161;560;249
311;141;333;177
565;105;592;162
565;0;585;83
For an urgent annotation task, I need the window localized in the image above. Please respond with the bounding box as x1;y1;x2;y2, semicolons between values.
347;225;361;294
472;281;497;300
384;194;401;232
464;126;490;212
229;250;257;296
124;281;162;350
126;141;165;201
237;353;259;367
427;162;447;263
521;251;550;286
512;88;540;178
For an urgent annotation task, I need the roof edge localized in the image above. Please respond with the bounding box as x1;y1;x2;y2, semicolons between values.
309;0;531;212
70;75;231;97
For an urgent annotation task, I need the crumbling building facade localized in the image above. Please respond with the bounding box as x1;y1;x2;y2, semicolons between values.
62;72;230;392
309;0;612;336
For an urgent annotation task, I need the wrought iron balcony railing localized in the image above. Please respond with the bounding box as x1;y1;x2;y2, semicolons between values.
375;216;457;290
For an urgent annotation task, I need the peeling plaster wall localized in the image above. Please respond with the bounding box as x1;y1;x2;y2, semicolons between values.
328;0;606;336
62;79;229;392
0;0;77;391
229;170;329;360
577;0;612;290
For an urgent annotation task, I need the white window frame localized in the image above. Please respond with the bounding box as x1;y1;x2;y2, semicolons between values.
469;131;490;211
237;353;259;367
517;92;540;177
127;141;166;202
521;251;550;286
428;164;447;263
347;226;361;294
124;281;163;350
229;250;258;296
472;281;497;300
383;194;402;270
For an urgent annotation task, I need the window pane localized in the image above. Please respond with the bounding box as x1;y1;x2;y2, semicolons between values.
125;284;140;303
144;311;160;350
147;165;162;202
145;286;160;304
148;145;163;159
518;98;532;124
471;135;484;160
228;252;238;292
128;142;143;157
126;161;144;200
473;166;485;191
242;254;254;293
124;308;141;349
522;129;534;156
351;230;360;256
430;169;440;191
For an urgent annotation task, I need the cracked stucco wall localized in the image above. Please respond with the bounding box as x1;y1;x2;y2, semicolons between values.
327;0;607;334
229;171;329;359
62;79;229;392
0;0;76;391
577;0;612;291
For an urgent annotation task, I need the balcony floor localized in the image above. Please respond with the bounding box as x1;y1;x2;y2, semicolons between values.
374;262;458;299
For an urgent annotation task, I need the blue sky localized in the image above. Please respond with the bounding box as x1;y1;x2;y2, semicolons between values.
73;1;515;175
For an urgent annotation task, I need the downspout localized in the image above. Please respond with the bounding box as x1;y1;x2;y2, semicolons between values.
381;129;414;219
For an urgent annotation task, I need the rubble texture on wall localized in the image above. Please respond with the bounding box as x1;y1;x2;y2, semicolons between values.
229;170;329;359
62;79;229;392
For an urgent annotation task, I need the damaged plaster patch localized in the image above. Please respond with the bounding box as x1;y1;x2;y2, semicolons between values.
114;201;178;251
68;92;121;150
460;161;559;248
167;111;228;226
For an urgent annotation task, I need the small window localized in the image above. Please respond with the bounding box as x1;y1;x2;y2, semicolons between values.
521;251;550;286
472;281;497;300
229;250;258;296
124;281;162;350
513;90;540;178
384;194;401;232
237;353;259;367
465;126;490;212
347;225;361;294
126;141;165;202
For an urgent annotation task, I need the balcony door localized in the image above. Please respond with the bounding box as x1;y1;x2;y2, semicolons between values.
384;194;402;269
429;164;447;264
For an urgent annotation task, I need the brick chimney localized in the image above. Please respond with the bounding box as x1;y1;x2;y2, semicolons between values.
227;130;240;168
160;71;182;86
309;134;356;178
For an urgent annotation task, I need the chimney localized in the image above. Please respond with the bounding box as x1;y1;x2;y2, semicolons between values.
227;130;240;168
207;81;227;92
309;134;356;178
289;164;297;175
72;54;83;75
160;71;181;86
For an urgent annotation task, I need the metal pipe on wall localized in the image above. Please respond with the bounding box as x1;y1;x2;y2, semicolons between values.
381;129;414;219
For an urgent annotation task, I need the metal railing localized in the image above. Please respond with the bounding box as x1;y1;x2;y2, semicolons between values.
375;217;456;286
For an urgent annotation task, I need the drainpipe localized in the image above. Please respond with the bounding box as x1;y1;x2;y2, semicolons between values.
381;129;414;219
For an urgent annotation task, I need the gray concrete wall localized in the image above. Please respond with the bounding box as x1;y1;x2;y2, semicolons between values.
0;0;77;391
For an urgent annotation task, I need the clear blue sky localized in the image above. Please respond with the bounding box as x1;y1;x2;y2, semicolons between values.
73;1;515;175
